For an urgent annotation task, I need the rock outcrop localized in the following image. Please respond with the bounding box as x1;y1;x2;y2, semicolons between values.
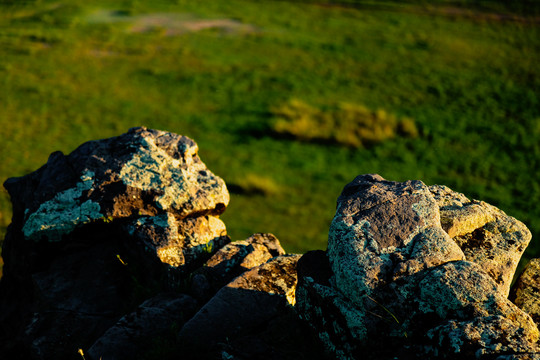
0;129;537;360
0;128;314;360
296;174;538;359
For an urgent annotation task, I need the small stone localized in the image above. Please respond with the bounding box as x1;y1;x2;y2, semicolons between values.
178;255;301;356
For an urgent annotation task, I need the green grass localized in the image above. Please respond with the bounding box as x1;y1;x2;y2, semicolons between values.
0;0;538;275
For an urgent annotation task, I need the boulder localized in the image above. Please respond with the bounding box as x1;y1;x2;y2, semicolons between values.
7;127;229;243
327;174;465;303
296;174;539;359
0;127;230;359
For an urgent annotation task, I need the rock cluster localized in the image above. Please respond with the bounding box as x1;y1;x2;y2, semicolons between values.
0;129;538;360
296;174;539;359
0;128;313;359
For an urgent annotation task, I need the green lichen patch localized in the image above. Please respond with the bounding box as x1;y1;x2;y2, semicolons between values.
22;170;102;242
119;135;229;215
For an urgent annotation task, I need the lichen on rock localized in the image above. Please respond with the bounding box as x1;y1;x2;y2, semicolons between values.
327;174;462;304
296;174;539;359
430;184;532;297
22;170;102;242
119;134;228;215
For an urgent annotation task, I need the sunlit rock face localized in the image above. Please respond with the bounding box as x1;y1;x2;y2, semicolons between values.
430;184;531;298
0;127;231;359
0;128;320;360
11;127;229;244
296;174;538;360
511;258;540;327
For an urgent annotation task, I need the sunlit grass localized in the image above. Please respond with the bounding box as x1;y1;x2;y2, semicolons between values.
271;99;418;147
0;0;538;265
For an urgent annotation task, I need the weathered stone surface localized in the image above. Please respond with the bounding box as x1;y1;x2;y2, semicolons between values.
189;233;286;302
430;185;532;297
430;185;494;237
125;213;229;270
297;175;538;359
511;258;540;326
415;262;538;356
6;127;228;243
0;128;230;359
328;174;465;303
88;293;198;360
178;254;302;357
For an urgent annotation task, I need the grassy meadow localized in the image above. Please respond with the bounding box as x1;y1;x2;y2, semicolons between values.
0;0;539;277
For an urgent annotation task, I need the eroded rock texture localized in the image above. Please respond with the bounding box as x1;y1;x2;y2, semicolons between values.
512;258;540;327
296;174;538;360
189;232;286;302
430;185;531;297
0;128;312;360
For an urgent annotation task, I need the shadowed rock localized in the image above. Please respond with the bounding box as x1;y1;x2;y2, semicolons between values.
0;128;230;359
88;293;198;360
178;254;309;358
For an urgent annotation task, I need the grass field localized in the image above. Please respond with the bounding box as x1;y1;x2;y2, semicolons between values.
0;0;539;277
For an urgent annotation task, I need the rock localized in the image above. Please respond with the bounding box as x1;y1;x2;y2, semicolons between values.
0;128;230;359
125;213;229;273
328;174;465;304
430;185;532;297
415;262;538;357
189;233;286;302
88;293;198;360
2;132;537;360
511;258;540;326
178;254;303;358
6;127;228;243
296;174;539;359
